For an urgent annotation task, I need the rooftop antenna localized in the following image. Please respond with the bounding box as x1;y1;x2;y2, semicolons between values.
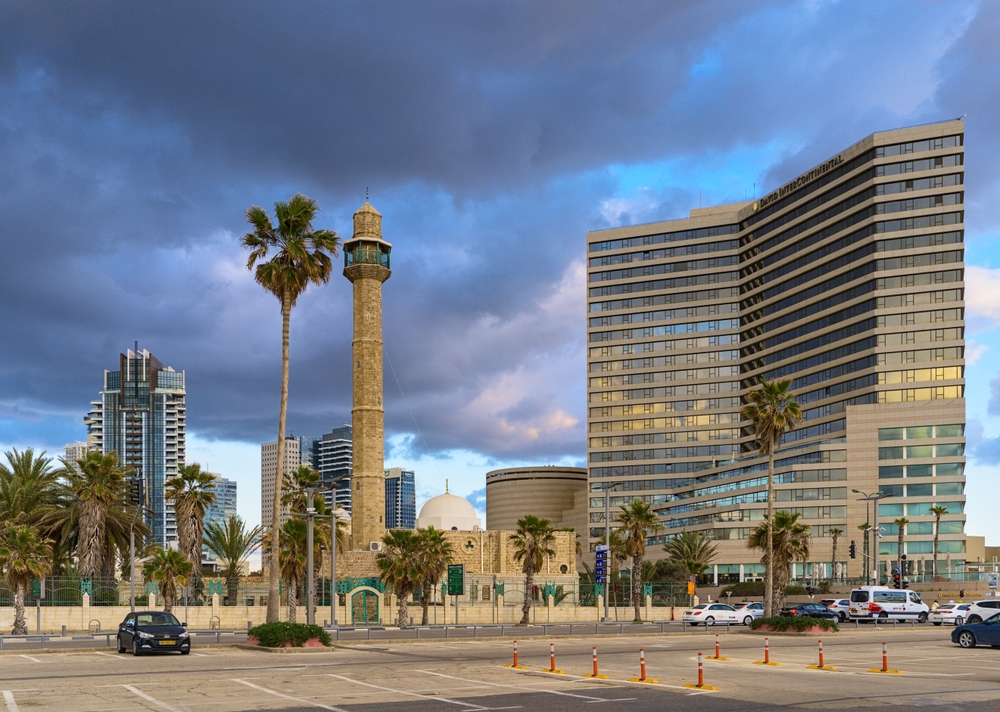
445;479;449;494
366;186;369;202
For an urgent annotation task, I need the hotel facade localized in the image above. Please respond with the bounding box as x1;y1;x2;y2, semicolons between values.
586;119;966;585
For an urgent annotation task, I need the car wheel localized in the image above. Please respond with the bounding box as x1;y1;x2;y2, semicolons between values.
955;616;964;626
917;613;928;624
958;631;976;649
181;648;190;655
878;612;888;621
705;616;715;626
132;638;142;657
744;616;754;626
838;612;847;622
117;636;126;654
933;622;942;626
968;615;983;624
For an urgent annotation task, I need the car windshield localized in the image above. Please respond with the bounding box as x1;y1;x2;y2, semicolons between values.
691;604;707;609
136;612;181;626
988;613;1000;624
850;591;869;603
938;605;955;610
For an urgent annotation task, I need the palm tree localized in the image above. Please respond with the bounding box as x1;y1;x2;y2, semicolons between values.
749;511;810;612
203;515;263;604
415;526;453;626
0;525;53;634
376;529;422;628
828;527;843;582
165;463;217;595
273;518;310;622
142;547;192;613
893;518;909;582
510;515;556;625
616;499;664;622
67;451;131;579
741;378;802;617
662;531;718;597
931;505;949;578
0;449;63;529
241;193;340;623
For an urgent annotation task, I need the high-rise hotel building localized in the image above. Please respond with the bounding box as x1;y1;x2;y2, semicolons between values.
587;119;966;584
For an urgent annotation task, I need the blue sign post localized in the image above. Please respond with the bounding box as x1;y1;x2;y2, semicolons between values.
596;544;609;622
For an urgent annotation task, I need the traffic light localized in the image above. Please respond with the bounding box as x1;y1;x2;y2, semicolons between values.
849;540;856;559
128;477;145;506
893;572;901;589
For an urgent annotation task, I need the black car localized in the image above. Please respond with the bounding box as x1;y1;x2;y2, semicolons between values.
117;611;191;655
779;603;839;620
952;612;1000;649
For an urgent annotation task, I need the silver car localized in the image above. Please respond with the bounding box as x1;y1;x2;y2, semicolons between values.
732;601;765;625
821;598;851;622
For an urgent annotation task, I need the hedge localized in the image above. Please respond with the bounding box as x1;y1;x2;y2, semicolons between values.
749;616;839;633
247;622;332;648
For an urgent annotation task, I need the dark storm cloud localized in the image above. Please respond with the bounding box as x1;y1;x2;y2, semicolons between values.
0;0;997;465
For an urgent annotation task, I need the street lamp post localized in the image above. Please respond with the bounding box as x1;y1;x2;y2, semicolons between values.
305;488;315;626
597;481;623;622
853;489;894;586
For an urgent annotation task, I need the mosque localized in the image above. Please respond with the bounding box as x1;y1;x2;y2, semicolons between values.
335;199;578;606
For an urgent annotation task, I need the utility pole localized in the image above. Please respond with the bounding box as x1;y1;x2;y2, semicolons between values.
129;467;145;613
597;480;623;622
330;502;338;628
306;488;315;626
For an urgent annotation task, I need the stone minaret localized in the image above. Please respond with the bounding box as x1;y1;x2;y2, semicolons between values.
343;199;392;550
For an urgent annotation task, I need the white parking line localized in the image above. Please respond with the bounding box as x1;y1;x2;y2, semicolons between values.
3;691;20;712
327;674;489;709
123;685;183;712
417;670;622;702
19;656;40;663
231;679;348;711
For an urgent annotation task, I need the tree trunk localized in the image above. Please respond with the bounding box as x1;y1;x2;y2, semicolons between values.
632;554;643;622
268;293;292;624
520;571;534;625
78;501;106;579
163;582;174;613
397;586;409;629
420;580;430;626
933;518;940;578
764;451;774;618
898;525;905;583
12;581;27;635
227;577;240;605
831;533;838;582
287;577;298;623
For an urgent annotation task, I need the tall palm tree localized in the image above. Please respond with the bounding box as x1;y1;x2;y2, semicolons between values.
203;515;263;604
67;451;131;579
376;529;422;628
0;524;53;634
241;193;340;624
931;505;949;578
0;449;63;530
662;531;718;598
828;527;843;582
741;378;802;617
510;515;556;625
165;463;217;594
142;547;192;613
748;511;810;613
893;518;909;583
272;518;310;623
415;526;454;625
616;499;664;622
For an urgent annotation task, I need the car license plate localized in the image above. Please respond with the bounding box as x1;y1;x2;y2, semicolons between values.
159;640;176;645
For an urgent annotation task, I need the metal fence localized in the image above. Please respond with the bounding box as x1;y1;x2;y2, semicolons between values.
0;578;123;607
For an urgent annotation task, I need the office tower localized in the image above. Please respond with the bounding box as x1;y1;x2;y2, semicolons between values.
63;441;90;471
205;473;238;526
343;199;392;549
586;119;966;584
315;425;353;513
260;435;305;531
384;467;416;529
85;347;186;547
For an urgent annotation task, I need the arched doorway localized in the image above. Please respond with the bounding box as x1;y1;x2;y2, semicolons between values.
351;587;379;624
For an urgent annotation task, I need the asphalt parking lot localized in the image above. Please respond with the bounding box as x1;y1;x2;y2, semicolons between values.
2;628;1000;711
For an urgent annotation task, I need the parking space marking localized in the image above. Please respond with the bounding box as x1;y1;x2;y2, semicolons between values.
123;685;183;712
327;674;490;709
232;679;348;711
19;656;41;663
2;691;19;712
417;670;619;702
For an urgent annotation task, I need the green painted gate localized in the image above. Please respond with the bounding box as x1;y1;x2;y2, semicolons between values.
351;589;378;624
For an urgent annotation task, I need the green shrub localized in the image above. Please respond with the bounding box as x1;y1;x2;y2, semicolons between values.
248;622;332;648
749;616;839;633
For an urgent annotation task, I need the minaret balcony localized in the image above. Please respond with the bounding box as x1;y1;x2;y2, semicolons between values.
344;240;391;269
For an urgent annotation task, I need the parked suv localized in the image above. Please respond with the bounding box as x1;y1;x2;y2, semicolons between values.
963;600;1000;624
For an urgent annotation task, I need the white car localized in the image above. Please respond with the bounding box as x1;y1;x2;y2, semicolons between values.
732;602;765;625
848;586;929;622
682;603;741;626
821;598;851;622
962;600;1000;624
930;603;972;626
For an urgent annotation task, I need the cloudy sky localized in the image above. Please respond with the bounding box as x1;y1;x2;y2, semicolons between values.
2;0;1000;537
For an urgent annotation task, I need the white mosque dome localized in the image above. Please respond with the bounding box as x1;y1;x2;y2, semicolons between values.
417;490;482;531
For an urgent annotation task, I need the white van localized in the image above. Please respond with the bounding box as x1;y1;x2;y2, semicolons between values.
848;586;929;622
